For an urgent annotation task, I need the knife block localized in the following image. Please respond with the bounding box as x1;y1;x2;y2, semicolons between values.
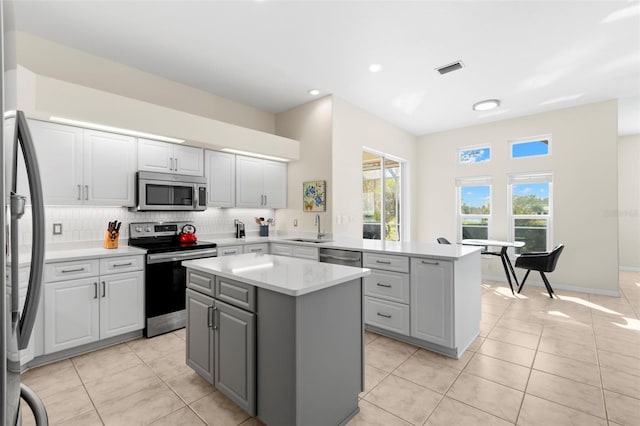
103;230;119;249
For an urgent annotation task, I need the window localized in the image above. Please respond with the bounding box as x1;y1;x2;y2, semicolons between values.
362;150;403;241
458;146;491;164
456;177;491;240
510;136;551;159
508;173;553;254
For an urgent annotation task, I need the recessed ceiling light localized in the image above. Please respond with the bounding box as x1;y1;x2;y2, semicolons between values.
472;99;501;111
308;89;320;96
369;64;382;73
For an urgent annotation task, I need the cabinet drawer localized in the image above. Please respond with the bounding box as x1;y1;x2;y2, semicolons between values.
100;255;144;275
363;253;409;273
244;243;269;254
364;296;410;335
270;243;293;256
292;245;319;260
364;270;410;304
187;270;215;297
219;246;243;256
45;259;100;282
215;276;256;312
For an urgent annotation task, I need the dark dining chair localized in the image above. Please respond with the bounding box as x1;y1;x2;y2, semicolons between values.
515;244;564;298
437;237;451;244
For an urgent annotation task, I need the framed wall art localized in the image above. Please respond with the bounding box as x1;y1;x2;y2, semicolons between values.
303;180;326;211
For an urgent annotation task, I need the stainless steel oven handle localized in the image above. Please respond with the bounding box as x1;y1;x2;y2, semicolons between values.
147;249;218;264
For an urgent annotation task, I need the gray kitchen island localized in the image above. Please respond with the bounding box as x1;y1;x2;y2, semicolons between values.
182;253;370;426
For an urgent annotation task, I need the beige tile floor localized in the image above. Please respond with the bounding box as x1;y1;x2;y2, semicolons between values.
21;272;640;425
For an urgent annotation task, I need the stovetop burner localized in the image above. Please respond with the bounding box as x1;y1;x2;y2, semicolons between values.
128;221;217;254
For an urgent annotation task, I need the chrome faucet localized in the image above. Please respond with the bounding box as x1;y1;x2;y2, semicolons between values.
315;214;325;239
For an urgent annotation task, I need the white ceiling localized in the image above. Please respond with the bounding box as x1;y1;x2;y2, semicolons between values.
11;0;640;136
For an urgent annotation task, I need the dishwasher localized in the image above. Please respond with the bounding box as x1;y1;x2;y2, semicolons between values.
319;248;362;267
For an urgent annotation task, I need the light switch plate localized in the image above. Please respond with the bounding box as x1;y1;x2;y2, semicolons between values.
53;223;63;235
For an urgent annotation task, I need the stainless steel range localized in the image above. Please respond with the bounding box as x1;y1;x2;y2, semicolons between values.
128;222;217;337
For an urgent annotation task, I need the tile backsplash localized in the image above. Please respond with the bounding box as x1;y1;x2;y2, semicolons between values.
18;206;275;245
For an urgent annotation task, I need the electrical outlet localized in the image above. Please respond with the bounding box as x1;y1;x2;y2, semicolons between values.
53;223;63;235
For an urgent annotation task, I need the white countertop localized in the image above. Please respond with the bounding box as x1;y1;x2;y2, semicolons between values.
183;253;370;297
14;241;147;266
208;235;481;260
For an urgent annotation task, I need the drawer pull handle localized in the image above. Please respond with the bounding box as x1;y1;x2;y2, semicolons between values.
101;281;106;298
93;282;98;299
250;248;262;252
376;283;392;288
207;306;213;328
223;250;236;255
376;260;391;264
421;260;440;265
112;262;133;267
61;267;85;273
377;312;392;319
212;307;218;330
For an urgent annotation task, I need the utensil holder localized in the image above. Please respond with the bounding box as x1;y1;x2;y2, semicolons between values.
103;230;119;249
260;225;269;237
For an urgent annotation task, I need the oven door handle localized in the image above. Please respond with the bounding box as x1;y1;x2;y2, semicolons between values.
147;249;218;264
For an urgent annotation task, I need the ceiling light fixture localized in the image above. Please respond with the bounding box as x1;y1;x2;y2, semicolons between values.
221;148;290;162
49;116;185;143
369;64;382;73
472;99;501;111
308;89;320;96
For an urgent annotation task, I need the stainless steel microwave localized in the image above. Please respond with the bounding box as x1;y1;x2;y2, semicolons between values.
134;171;207;211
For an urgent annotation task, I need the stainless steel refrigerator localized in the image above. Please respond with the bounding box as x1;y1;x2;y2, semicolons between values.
1;2;48;425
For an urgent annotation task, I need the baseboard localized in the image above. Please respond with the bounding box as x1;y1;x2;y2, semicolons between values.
620;266;640;272
481;274;620;297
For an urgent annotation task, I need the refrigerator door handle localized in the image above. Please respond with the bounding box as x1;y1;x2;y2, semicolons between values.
12;111;46;350
20;384;49;426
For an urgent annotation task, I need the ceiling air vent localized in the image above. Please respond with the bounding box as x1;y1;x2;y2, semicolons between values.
436;61;464;75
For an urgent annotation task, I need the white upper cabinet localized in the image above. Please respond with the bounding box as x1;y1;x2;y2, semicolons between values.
138;138;203;176
28;120;137;206
28;120;84;205
235;155;287;209
83;130;136;206
205;150;235;207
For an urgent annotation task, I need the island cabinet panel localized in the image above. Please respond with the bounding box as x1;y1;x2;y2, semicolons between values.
186;289;214;383
214;300;256;415
410;258;454;347
186;276;257;416
256;280;363;426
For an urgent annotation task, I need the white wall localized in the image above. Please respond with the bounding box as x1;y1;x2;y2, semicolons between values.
17;32;275;133
417;101;619;295
274;96;333;235
15;67;299;160
332;97;417;240
618;134;640;270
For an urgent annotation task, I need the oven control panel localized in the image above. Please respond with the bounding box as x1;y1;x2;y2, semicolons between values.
130;222;191;238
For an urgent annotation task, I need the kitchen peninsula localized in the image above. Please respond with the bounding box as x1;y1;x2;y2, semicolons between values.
182;253;370;426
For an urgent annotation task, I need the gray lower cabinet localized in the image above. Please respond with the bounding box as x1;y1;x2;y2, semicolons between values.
214;300;255;415
186;289;214;382
186;287;256;415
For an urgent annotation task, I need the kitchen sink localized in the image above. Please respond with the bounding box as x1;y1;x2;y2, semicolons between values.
285;238;333;243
